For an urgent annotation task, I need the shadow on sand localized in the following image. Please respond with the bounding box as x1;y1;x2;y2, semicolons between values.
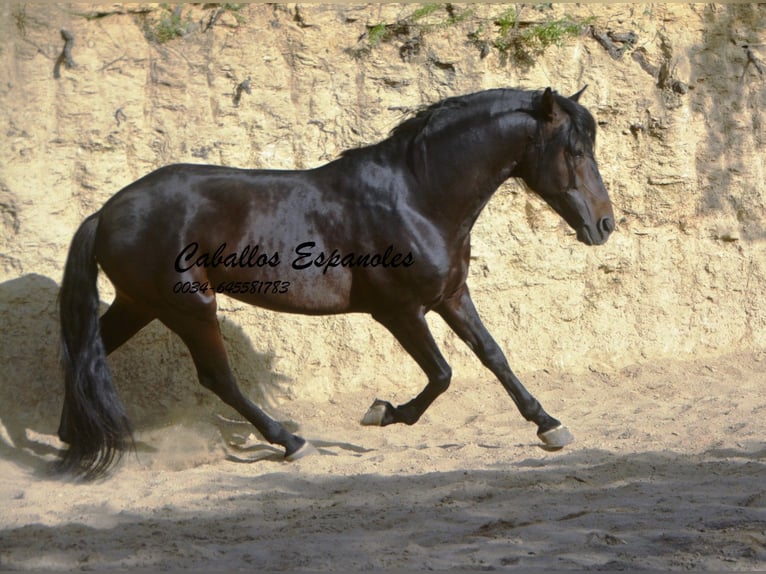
0;447;764;570
0;273;292;475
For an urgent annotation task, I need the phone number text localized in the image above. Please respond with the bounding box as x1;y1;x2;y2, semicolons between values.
172;280;290;295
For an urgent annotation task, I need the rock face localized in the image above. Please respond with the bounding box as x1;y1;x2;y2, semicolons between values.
0;4;764;430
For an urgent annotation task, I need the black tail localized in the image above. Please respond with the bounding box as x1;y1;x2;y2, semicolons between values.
55;213;132;479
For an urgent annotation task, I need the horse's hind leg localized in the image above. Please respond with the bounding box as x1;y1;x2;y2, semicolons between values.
100;295;155;354
159;307;310;460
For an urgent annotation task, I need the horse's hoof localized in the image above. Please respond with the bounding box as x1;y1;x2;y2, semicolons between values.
360;399;394;426
285;440;316;462
537;425;574;450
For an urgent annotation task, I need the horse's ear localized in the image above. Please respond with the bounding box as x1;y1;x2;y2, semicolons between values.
569;85;588;102
541;87;556;118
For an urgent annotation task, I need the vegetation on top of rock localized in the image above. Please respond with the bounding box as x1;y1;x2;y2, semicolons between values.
483;6;595;67
347;3;594;68
142;4;194;44
140;3;246;44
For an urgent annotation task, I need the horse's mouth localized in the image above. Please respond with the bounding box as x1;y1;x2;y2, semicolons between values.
576;225;610;246
551;192;614;247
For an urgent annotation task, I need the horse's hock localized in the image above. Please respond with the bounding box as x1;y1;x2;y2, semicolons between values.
0;4;764;426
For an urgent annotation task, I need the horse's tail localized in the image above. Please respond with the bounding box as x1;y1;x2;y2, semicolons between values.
56;213;131;479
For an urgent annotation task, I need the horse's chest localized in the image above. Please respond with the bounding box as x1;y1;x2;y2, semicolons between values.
402;241;470;305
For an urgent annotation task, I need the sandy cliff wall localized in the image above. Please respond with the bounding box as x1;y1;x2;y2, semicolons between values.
0;3;764;432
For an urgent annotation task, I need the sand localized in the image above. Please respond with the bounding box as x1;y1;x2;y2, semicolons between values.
1;4;765;571
1;351;764;571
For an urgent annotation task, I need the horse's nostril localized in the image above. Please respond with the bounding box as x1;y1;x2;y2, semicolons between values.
598;216;614;235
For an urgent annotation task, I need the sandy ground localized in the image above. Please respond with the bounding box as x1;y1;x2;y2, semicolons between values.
1;351;764;571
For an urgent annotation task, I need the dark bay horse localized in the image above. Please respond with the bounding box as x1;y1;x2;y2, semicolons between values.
57;87;614;478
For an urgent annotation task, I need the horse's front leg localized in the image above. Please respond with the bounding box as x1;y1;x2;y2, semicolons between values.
436;285;574;449
361;308;452;426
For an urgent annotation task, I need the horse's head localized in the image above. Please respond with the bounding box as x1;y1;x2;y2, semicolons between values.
521;87;614;246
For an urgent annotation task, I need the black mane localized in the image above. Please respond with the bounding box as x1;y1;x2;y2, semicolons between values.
341;87;595;159
341;89;530;157
390;88;539;142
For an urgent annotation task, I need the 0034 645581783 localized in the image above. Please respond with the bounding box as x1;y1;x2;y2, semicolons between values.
172;279;291;295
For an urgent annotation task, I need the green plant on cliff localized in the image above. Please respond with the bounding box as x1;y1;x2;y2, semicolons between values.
347;3;591;67
347;3;473;58
478;5;593;67
361;3;443;49
144;4;193;44
204;3;247;26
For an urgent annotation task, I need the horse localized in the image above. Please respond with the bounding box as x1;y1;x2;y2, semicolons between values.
56;86;614;479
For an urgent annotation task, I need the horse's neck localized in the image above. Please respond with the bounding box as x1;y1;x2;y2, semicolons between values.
411;111;532;240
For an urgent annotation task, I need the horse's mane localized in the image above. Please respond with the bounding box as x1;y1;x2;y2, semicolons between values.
342;89;529;158
341;88;596;159
389;91;497;140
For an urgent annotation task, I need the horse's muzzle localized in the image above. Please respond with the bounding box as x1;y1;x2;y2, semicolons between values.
578;215;614;246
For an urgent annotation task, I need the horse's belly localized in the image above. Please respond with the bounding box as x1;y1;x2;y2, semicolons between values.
208;268;354;315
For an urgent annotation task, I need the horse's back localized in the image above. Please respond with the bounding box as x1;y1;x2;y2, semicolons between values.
92;163;365;312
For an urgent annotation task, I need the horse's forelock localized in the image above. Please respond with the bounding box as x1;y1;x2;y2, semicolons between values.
555;93;597;149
